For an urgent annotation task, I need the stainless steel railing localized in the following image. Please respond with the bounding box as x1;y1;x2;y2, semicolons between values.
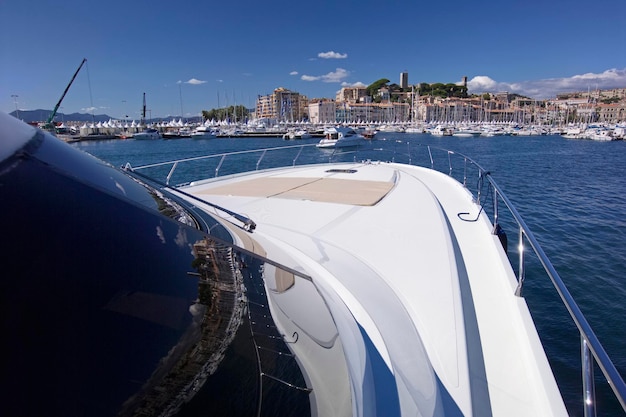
126;142;626;416
124;143;320;185
430;146;626;417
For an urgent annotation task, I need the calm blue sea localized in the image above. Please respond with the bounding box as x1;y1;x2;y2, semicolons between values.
73;133;626;416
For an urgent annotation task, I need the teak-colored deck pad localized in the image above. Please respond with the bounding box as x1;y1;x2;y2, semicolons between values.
198;177;394;206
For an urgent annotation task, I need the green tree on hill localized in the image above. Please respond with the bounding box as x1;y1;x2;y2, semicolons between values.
418;82;468;98
366;78;390;98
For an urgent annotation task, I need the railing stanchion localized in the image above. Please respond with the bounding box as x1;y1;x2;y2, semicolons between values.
165;161;178;186
463;157;468;186
293;145;304;166
477;171;483;205
256;150;267;171
492;188;499;232
427;146;434;169
582;336;597;417
215;155;226;177
515;227;525;296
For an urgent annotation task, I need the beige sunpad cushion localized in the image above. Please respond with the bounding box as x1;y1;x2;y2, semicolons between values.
199;177;393;206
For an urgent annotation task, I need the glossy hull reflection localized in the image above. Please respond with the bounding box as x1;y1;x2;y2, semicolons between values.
0;124;312;416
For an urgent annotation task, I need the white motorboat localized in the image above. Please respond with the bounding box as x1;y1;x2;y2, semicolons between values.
1;111;624;416
162;127;192;139
316;126;366;148
169;151;565;417
452;127;482;137
428;124;453;136
133;127;160;140
283;129;312;140
191;125;217;139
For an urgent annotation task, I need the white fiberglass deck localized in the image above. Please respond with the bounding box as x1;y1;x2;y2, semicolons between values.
179;160;567;417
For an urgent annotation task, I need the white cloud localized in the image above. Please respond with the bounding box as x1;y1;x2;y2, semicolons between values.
466;68;626;99
318;51;348;59
81;106;98;113
301;68;350;83
290;71;298;76
466;76;498;91
341;81;367;88
323;68;350;82
572;68;626;82
185;78;207;85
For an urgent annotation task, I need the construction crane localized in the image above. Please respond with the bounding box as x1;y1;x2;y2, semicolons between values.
44;58;87;129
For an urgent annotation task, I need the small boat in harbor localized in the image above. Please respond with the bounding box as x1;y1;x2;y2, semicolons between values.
361;126;377;139
191;124;217;139
2;111;625;416
428;124;453;136
162;127;192;139
282;128;312;140
452;127;482;137
133;127;160;140
316;126;366;148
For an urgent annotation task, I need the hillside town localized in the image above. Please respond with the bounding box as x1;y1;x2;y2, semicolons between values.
20;72;626;141
255;73;626;132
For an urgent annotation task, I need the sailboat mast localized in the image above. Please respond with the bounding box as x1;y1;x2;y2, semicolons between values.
142;92;146;125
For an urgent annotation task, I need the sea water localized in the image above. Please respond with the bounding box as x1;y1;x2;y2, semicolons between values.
73;133;626;416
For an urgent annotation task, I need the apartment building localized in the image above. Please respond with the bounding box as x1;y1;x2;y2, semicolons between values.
335;101;410;123
336;86;368;103
597;103;626;123
255;88;308;122
308;100;336;124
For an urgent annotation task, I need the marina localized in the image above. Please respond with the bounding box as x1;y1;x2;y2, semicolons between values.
48;116;626;143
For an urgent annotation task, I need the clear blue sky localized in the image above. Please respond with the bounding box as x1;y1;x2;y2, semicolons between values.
2;0;625;120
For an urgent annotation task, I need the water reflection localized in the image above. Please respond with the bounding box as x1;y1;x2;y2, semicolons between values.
120;236;245;415
119;233;315;416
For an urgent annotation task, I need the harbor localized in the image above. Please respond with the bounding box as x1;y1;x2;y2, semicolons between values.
52;118;626;142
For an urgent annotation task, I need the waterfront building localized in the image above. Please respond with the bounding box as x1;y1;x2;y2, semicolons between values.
377;88;391;102
414;97;483;123
483;108;516;123
336;86;368;104
255;88;308;122
494;92;509;104
597;103;626;123
575;104;597;124
555;97;589;107
335;101;410;123
308;100;336;124
557;87;626;102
